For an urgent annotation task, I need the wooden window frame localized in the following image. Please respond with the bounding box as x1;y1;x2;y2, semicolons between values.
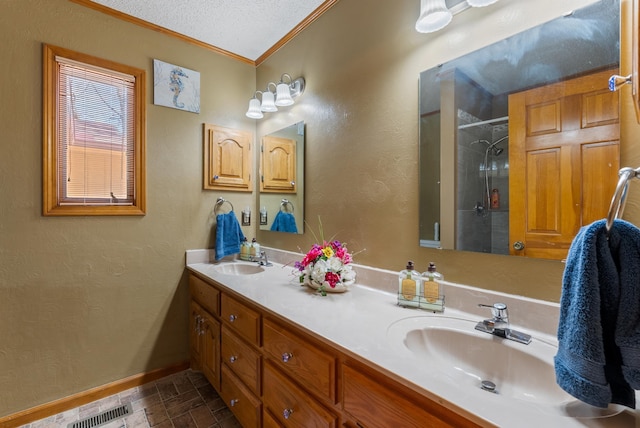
42;44;146;216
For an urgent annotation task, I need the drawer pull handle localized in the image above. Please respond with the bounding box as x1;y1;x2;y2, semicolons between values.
229;355;238;363
230;399;239;407
229;314;238;322
282;352;293;363
283;408;294;419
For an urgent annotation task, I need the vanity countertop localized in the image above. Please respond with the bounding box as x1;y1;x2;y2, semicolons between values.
186;248;640;428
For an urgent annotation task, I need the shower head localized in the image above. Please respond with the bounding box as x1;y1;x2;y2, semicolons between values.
487;135;508;156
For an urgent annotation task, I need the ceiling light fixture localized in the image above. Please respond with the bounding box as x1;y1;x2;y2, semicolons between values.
245;73;305;119
415;0;500;33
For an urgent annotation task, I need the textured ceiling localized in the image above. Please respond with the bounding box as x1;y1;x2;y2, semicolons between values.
89;0;328;62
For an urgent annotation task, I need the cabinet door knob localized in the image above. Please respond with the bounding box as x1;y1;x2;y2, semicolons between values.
281;352;293;363
230;399;239;407
229;355;238;363
513;241;525;251
283;408;294;419
229;314;237;322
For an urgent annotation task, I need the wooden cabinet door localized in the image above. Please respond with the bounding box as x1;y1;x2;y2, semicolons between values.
189;300;203;370
203;124;253;191
509;68;619;260
201;310;221;391
261;135;296;193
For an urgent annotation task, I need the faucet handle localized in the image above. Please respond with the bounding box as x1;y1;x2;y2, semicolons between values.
478;303;508;321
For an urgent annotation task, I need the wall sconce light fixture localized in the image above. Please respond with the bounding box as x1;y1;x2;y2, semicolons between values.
245;73;305;119
416;0;452;33
416;0;500;33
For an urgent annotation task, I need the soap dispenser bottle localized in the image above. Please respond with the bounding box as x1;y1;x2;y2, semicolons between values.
421;262;444;312
398;261;422;308
240;237;250;261
250;237;260;259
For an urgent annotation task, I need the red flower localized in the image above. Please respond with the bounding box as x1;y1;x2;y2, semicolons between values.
325;272;340;288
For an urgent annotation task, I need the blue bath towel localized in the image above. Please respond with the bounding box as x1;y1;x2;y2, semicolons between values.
214;212;245;261
555;219;640;408
270;211;298;233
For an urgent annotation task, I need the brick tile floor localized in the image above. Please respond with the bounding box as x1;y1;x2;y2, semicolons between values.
20;370;240;428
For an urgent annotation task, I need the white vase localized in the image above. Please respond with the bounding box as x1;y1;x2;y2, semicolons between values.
305;277;355;293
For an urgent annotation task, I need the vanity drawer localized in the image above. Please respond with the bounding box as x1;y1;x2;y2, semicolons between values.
221;324;261;395
221;293;261;346
220;364;261;428
263;318;336;403
189;274;219;316
342;363;477;428
263;361;337;428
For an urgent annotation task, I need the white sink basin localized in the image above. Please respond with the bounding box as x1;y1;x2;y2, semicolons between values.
387;315;624;418
213;262;264;275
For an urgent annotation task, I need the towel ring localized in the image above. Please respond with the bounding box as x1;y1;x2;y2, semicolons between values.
606;167;640;234
215;197;234;214
280;199;294;213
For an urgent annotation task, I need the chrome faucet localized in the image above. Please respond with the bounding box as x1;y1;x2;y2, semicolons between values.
253;250;272;266
475;303;531;345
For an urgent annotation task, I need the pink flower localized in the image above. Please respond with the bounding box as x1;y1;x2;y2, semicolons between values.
301;245;323;267
325;272;340;287
335;247;352;264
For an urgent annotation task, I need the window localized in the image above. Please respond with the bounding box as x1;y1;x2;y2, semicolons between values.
43;44;146;215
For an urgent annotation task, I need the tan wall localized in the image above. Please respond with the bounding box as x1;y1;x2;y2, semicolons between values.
3;0;640;419
256;0;640;302
0;0;256;417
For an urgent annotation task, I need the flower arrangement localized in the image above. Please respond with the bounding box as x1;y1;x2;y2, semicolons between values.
294;218;357;295
295;239;356;295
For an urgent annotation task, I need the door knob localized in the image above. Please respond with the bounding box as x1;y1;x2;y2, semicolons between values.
609;74;632;92
513;241;525;251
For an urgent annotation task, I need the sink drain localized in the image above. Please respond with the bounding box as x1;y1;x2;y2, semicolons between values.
480;380;497;393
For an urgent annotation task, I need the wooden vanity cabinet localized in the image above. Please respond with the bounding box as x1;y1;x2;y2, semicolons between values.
188;273;481;428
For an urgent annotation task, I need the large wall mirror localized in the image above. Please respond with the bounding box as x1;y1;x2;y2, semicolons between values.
259;121;305;234
419;0;620;260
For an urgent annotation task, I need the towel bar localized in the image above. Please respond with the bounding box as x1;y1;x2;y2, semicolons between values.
606;167;640;234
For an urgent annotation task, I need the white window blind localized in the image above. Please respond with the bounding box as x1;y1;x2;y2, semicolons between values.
56;56;136;206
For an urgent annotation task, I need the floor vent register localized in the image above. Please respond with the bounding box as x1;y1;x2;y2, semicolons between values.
67;403;133;428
